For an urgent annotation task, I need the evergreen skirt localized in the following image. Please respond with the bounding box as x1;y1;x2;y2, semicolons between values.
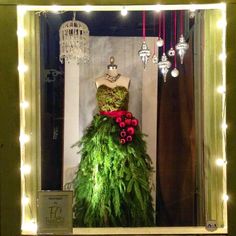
72;113;154;227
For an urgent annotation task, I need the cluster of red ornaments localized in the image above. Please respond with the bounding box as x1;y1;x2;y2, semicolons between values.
115;112;139;144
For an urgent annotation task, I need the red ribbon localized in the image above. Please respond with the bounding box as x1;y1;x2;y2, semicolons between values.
142;11;146;41
163;11;166;53
174;10;177;67
100;110;127;118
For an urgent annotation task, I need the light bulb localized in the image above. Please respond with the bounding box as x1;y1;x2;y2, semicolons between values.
217;19;227;29
22;196;30;205
17;28;27;38
84;5;93;13
51;5;60;13
221;123;228;131
21;164;31;175
222;194;229;202
217;85;226;94
155;4;162;12
219;53;227;61
189;4;197;12
121;7;128;16
18;64;28;73
216;158;227;166
19;133;30;144
20;101;29;109
21;220;37;233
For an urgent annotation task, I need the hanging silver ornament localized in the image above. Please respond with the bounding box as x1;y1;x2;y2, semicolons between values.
156;37;164;47
152;54;158;64
175;34;189;64
138;41;151;68
158;53;171;82
168;47;175;57
171;68;179;77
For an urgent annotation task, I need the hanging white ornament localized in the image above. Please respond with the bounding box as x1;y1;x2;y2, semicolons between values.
59;12;89;64
171;68;179;77
138;41;151;68
152;54;158;64
175;34;189;64
158;53;171;82
168;47;175;57
156;37;164;47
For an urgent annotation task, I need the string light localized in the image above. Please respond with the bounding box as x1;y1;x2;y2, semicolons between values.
219;52;227;61
19;133;30;144
189;4;197;12
155;4;162;12
217;85;226;94
21;164;31;175
18;64;28;73
84;5;93;13
51;5;60;13
221;123;228;131
121;6;128;16
17;27;27;38
22;196;30;206
217;19;227;29
216;158;227;166
20;101;29;109
222;194;229;202
21;220;37;233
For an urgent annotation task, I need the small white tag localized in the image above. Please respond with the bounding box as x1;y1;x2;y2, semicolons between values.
206;220;217;232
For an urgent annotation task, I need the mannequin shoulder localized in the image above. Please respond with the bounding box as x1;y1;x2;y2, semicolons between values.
117;76;130;89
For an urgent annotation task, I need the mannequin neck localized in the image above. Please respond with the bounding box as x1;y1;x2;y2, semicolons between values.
107;68;118;77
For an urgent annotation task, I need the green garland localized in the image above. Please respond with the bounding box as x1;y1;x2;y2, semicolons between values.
72;114;154;227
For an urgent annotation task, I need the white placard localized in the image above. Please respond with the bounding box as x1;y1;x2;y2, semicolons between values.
37;191;73;234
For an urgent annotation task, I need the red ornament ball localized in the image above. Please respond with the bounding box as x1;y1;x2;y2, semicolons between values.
120;138;126;144
131;119;139;127
127;127;135;135
125;118;132;126
126;135;133;142
126;112;133;119
120;130;127;138
119;121;126;128
116;117;122;123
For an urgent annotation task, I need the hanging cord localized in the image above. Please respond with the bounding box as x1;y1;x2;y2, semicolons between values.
142;11;146;41
163;11;166;53
153;12;156;54
174;10;177;67
158;12;162;38
180;10;183;35
170;11;173;48
73;11;76;21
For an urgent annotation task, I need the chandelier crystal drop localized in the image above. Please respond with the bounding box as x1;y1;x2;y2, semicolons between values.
158;53;171;82
175;34;189;64
138;41;151;68
59;13;89;64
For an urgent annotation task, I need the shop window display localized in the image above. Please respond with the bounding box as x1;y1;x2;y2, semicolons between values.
18;4;227;234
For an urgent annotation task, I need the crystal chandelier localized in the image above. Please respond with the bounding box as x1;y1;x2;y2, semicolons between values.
59;12;89;64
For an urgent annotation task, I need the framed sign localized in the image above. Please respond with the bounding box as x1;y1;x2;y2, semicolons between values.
37;191;73;234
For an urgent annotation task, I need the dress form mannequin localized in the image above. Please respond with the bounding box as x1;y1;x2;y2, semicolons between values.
95;57;130;89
